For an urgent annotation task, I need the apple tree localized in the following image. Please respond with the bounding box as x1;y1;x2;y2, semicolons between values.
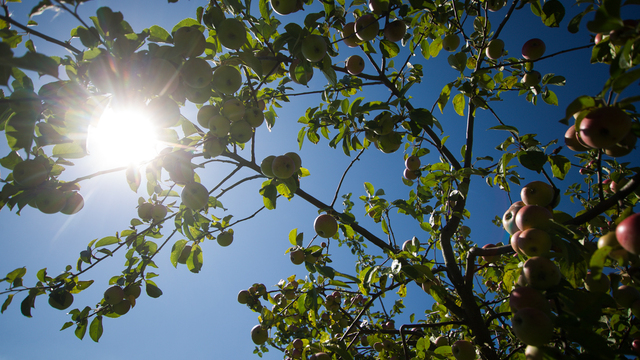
0;0;639;359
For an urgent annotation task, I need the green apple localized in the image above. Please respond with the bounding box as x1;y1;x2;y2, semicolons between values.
384;20;406;42
164;151;195;185
515;205;552;231
442;34;461;52
616;213;640;255
312;353;331;360
217;18;247;50
230;120;253;143
196;104;219;128
203;135;226;158
485;39;504;59
584;271;610;293
251;324;269;345
237;289;251;304
515;228;552;257
151;204;167;223
405;155;420;171
290;248;305;265
520;181;555;207
112;299;131;315
341;22;361;48
211;65;243;94
301;35;327;63
285;152;302;171
138;203;154;221
181;182;209;210
564;124;590;152
124;284;142;299
289;59;314;85
145;58;180;96
487;0;505;11
208;115;231;137
147;96;181;127
173;26;206;58
521;38;546;60
522;71;541;87
270;0;297;15
184;84;212;104
376;132;402;153
181;58;212;88
271;155;296;179
598;231;628;263
261;156;276;178
525;345;544;360
451;340;476;360
346;55;365;75
12;160;48;187
244;107;264;128
355;14;379;42
36;188;67;214
434;336;448;347
522;256;561;290
217;231;234;247
48;290;73;310
509;286;550;313
256;48;280;78
368;0;389;14
104;285;125;305
61;191;84;215
512;307;554;346
314;214;338;238
578;106;632;149
222;98;246;122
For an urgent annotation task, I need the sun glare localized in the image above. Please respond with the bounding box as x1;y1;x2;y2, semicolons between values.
87;107;161;169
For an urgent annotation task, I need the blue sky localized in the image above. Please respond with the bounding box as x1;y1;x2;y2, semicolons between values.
0;0;637;359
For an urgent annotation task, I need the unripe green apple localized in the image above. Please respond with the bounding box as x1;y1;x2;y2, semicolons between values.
521;181;555;207
181;58;212;88
521;38;546;60
48;290;73;310
433;336;448;347
36;188;67;214
272;155;296;179
230;120;253;143
523;256;561;290
301;35;327;63
613;285;640;308
184;84;212;104
487;0;505;11
138;203;154;221
222;98;246;122
145;58;179;96
442;34;461;52
604;131;637;157
314;214;338;238
346;55;365;75
522;71;541;87
12;160;49;187
270;0;297;15
376;132;402;153
525;345;544;360
289;59;314;85
485;39;504;59
290;248;305;265
512;307;554;346
244;107;265;128
341;22;361;47
181;182;209;210
61;191;84;215
598;231;628;263
451;340;476;360
251;324;269;345
211;65;243;94
173;26;206;58
147;95;181;128
203;135;226;158
112;299;131;315
261;156;276;178
584;271;610;293
503;202;525;235
355;14;379;42
368;0;389;14
237;289;251;304
208;115;231;137
151;204;168;223
104;285;125;305
124;284;142;299
384;20;406;42
284;152;302;172
217;18;247;50
217;231;233;247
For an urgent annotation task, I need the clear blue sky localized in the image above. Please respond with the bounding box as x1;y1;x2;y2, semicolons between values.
0;1;636;360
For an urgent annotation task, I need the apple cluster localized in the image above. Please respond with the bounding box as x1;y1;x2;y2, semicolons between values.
565;106;636;158
339;0;408;48
364;112;403;154
101;284;141;316
261;152;302;180
403;154;421;180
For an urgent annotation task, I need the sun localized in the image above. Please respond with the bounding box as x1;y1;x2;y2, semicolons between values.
87;106;161;169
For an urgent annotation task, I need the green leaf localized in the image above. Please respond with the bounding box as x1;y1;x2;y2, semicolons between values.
564;95;595;119
95;236;119;248
612;68;640;93
60;322;74;331
89;316;103;342
4;267;26;283
75;320;87;340
542;90;558;106
288;228;298;246
549;155;571;180
1;294;14;313
20;294;34;317
379;40;399;58
517;150;547;172
170;240;187;268
590;247;611;274
437;83;452;113
260;181;277;210
145;281;163;298
452;94;465;116
541;0;565;27
0;52;59;78
488;125;518;133
186;244;203;273
147;25;171;43
317;266;335;279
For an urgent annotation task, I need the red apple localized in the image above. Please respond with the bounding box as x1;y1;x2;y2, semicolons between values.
503;202;525;235
516;228;552;257
522;256;561;290
521;38;546;60
404;168;418;180
512;307;554;346
509;286;550;314
341;22;361;48
564;124;590;152
482;244;500;263
515;205;552;231
520;181;555;207
616;213;640;255
522;70;541;87
405;155;421;171
384;20;406;42
578;106;632;149
346;55;365;75
355;14;379;42
604;131;636;157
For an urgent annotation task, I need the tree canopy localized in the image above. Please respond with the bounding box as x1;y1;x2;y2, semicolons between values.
1;0;640;359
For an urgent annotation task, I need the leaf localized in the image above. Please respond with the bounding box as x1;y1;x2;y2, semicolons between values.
379;40;399;58
488;125;519;133
1;294;14;313
541;0;565;27
95;236;119;248
317;266;335;279
517;150;547;172
260;181;277;210
452;93;465;116
89;316;103;342
288;228;298;246
75;320;87;340
542;90;558;106
0;52;59;78
549;155;571;180
147;25;171;42
437;83;452;113
20;294;34;317
612;68;640;93
187;244;203;273
145;281;163;298
564;95;595;120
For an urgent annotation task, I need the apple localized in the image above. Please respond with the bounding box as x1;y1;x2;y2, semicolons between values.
151;204;167;223
598;231;628;263
147;96;181;127
222;98;246;122
616;213;640;255
251;324;269;345
613;285;640;308
217;231;234;247
405;155;420;171
178;245;192;264
124;284;142;299
292;338;304;349
515;205;552;231
633;338;640;354
181;182;209;211
355;14;379;42
434;336;448;347
442;34;461;52
173;26;206;58
451;340;476;360
12;160;48;188
208;115;231;137
521;181;555;207
368;0;389;14
289;59;314;85
346;55;365;75
230;120;253;143
604;131;636;157
285;152;302;172
503;202;525;235
609;19;638;46
256;48;280;78
521;71;541;87
261;156;276;178
244;107;265;128
184;84;212;104
36;188;67;214
487;0;505;11
112;299;131;315
181;58;212;88
196;104;219;128
578;106;632;149
271;155;296;179
521;38;546;60
204;135;226;158
164;151;195;185
211;65;243;94
404;168;418;180
61;191;84;215
564;124;590;152
301;35;327;63
384;20;406;42
104;285;125;305
510;231;525;255
341;22;361;47
138;203;154;221
610;178;629;193
482;244;500;263
217;18;247;50
512;307;554;346
485;39;504;59
314;214;338;238
145;58;180;96
290;248;305;265
522;256;561;290
509;286;550;313
270;0;297;15
584;271;610;293
237;290;251;304
311;353;331;360
48;290;73;310
524;345;543;360
376;132;402;153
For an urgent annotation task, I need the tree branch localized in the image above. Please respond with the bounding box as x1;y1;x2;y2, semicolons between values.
0;15;82;55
